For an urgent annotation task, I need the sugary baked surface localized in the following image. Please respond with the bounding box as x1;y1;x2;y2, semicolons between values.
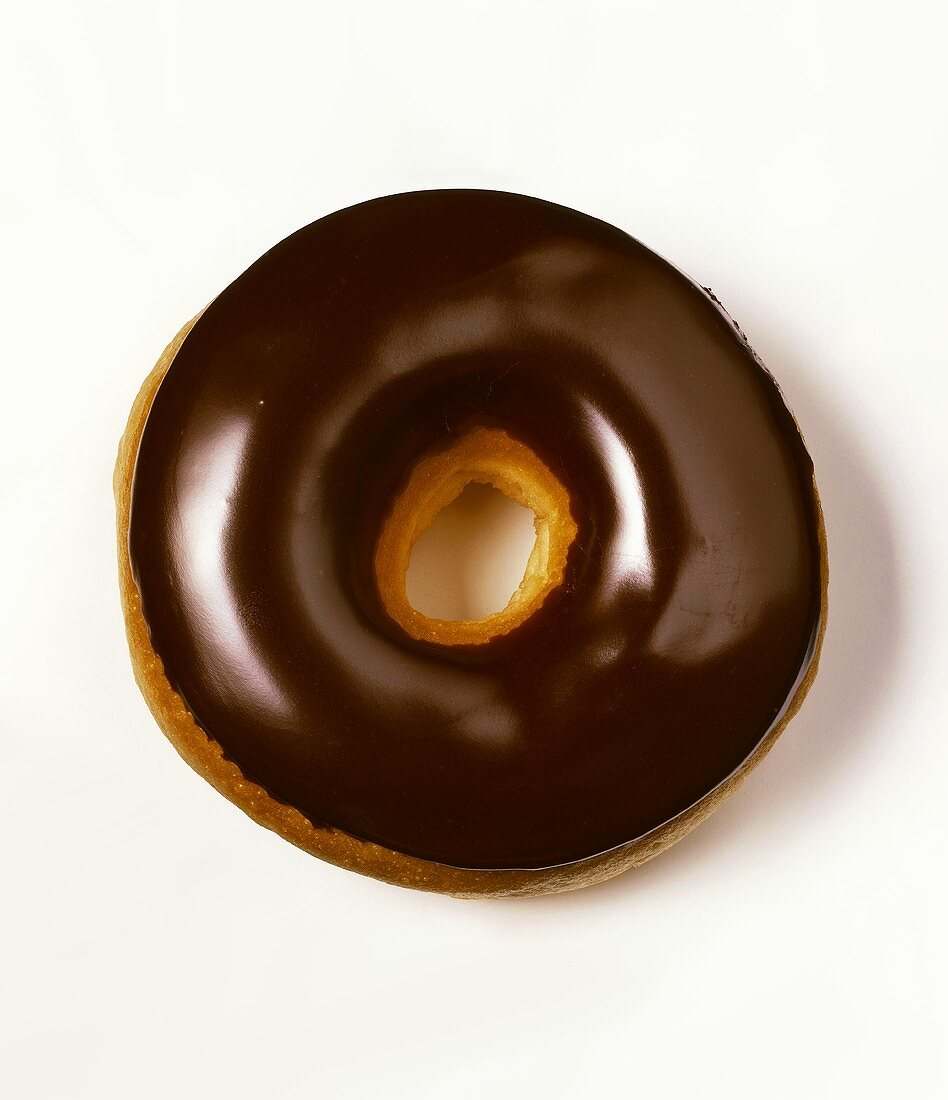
117;189;831;893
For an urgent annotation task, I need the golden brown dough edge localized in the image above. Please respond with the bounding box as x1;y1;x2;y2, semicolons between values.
115;314;829;899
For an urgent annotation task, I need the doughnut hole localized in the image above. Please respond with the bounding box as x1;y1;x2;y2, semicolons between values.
375;427;577;645
405;483;537;621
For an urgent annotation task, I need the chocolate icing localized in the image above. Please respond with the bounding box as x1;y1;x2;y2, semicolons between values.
129;190;823;870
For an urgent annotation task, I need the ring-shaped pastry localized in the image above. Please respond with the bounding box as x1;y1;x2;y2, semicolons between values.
116;191;826;896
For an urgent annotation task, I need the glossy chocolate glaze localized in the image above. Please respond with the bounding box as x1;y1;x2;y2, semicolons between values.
129;190;823;870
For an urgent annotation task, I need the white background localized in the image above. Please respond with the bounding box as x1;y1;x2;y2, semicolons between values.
3;2;947;1097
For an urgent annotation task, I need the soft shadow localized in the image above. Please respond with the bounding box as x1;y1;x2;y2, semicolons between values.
496;322;905;910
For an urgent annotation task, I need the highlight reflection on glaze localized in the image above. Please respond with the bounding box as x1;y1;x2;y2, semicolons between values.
129;191;823;870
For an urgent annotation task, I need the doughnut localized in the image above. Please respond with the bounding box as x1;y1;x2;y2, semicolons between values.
116;190;827;897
